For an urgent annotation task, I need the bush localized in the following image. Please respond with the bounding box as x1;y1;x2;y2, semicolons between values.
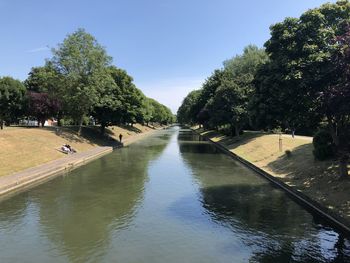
60;117;74;126
272;126;282;134
313;129;335;161
285;149;292;158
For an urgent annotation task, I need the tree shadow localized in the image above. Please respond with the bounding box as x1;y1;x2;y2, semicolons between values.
118;124;143;133
266;144;350;221
198;129;267;150
44;126;122;148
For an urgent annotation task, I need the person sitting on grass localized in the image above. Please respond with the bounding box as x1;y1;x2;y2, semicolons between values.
61;145;70;154
65;144;76;153
61;144;76;154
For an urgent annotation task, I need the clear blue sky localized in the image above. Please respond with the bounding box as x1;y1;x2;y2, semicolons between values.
0;0;336;112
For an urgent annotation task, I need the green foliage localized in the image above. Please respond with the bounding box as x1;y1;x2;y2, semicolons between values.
25;62;62;95
313;129;335;161
177;90;201;124
177;44;267;134
149;98;174;125
254;1;350;133
5;28;172;133
0;77;26;128
206;80;248;136
60;117;74;126
51;28;112;129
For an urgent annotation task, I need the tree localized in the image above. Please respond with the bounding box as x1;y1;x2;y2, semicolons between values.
149;99;173;125
207;79;248;136
25;62;62;94
177;89;201;125
108;67;145;125
92;66;121;134
25;62;64;125
193;70;224;126
0;77;26;129
27;92;60;127
320;25;350;177
222;45;268;131
254;1;350;176
177;45;267;130
51;28;112;134
142;98;155;126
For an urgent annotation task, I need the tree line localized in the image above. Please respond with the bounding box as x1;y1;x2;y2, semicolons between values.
0;29;175;134
177;1;350;177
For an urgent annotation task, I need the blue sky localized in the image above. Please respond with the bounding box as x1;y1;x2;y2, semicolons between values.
0;0;336;112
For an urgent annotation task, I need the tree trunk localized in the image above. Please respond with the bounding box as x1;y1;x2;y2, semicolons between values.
78;117;83;136
100;122;106;135
0;119;3;130
339;155;349;178
327;118;348;178
57;112;62;127
235;126;240;137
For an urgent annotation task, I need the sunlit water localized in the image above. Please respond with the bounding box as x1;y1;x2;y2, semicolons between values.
0;127;349;263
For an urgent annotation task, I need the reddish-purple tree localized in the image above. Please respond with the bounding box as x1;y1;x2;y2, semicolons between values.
27;92;61;127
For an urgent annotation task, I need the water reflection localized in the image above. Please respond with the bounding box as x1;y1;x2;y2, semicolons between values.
0;128;349;262
178;129;350;263
0;131;170;263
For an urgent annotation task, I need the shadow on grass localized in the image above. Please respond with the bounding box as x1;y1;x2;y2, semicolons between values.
265;144;350;219
266;143;338;185
43;126;122;148
199;129;267;150
118;124;143;134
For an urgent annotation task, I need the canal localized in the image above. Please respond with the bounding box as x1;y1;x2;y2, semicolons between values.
0;127;349;262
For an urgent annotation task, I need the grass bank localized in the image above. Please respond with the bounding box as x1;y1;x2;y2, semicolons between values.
0;124;156;177
197;128;350;222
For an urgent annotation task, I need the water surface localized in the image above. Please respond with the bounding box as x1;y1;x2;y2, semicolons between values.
0;127;349;262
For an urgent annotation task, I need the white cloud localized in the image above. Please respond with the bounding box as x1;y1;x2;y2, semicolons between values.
27;46;50;53
135;77;204;114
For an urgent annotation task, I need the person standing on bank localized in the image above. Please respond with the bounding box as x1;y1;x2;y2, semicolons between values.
119;133;123;143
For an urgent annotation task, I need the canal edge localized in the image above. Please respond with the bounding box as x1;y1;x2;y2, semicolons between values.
0;127;169;201
191;128;350;236
0;147;113;201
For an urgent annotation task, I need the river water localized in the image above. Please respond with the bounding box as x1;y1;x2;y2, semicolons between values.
0;127;349;262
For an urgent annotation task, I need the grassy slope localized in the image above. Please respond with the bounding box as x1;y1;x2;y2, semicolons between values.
199;129;350;221
0;124;154;177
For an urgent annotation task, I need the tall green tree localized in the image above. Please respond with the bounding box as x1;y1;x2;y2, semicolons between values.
0;77;26;129
193;70;224;125
177;89;202;125
254;0;350;176
221;45;268;131
51;28;112;134
92;67;121;134
207;77;249;136
108;67;145;125
25;62;62;94
320;25;350;177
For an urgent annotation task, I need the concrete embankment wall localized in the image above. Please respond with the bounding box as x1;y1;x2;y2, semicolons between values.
193;129;350;236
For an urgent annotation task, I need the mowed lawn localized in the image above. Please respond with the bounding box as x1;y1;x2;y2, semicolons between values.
200;129;350;221
0;124;153;177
